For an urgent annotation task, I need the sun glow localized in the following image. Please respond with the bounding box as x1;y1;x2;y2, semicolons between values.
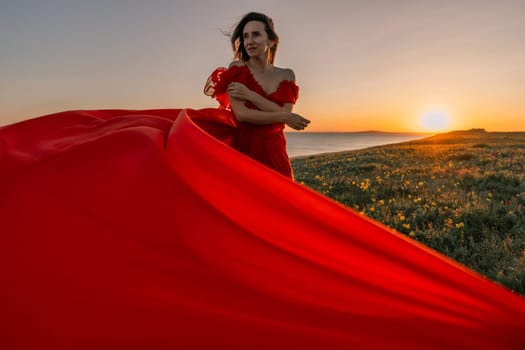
419;110;451;132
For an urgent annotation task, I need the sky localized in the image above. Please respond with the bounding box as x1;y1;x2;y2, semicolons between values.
1;0;524;132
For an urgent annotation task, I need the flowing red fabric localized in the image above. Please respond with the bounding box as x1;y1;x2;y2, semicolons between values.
1;107;525;350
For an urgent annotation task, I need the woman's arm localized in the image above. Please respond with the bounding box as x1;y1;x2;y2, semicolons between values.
226;61;295;113
229;95;310;131
227;82;293;113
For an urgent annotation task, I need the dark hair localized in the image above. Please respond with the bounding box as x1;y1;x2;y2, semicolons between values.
230;12;279;64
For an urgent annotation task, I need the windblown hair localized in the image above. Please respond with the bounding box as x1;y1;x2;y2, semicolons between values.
229;12;279;64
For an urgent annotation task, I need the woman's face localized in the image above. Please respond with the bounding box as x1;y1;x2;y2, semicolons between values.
242;20;274;59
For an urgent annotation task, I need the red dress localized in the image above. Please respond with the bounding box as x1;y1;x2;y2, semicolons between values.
2;89;525;347
205;65;299;178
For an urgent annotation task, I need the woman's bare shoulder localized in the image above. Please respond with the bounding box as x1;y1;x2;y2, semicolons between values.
275;67;296;82
228;60;245;68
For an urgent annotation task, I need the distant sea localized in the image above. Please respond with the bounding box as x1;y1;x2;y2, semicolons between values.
285;132;431;158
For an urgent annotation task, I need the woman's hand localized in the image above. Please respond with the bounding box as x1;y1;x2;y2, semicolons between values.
227;82;254;101
284;113;310;131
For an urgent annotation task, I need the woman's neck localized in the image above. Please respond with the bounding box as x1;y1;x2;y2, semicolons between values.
247;56;272;73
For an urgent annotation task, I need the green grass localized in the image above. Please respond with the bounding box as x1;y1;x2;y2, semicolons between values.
292;130;525;294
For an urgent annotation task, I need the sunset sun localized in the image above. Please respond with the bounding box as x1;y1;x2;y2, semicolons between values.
419;110;451;132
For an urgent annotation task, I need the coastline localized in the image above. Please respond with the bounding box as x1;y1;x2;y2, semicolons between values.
287;131;431;159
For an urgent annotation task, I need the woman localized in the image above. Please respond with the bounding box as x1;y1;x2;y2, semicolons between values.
3;12;525;350
205;12;310;179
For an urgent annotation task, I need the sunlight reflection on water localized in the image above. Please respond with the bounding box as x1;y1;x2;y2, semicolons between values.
286;132;430;158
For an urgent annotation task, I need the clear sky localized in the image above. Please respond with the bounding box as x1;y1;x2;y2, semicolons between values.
1;0;524;131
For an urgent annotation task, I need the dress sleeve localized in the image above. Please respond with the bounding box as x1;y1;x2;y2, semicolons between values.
204;66;245;110
273;81;300;105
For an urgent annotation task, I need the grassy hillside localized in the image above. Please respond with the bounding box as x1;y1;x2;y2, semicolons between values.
292;130;525;294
